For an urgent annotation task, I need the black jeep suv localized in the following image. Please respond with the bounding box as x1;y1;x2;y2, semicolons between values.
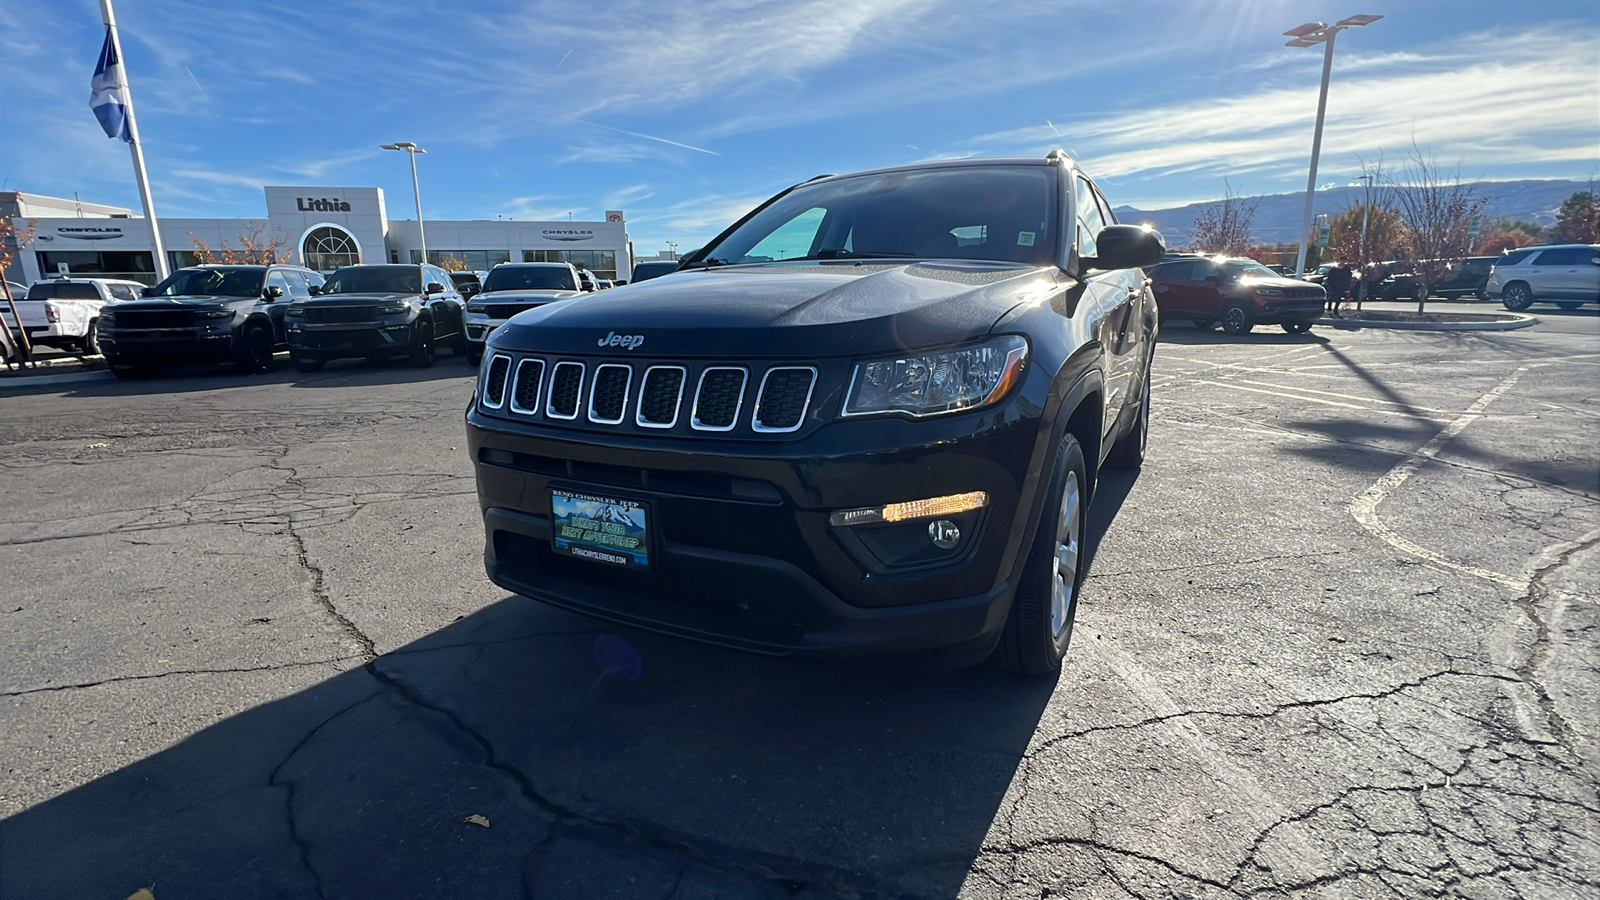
466;154;1164;674
99;264;324;378
284;263;467;371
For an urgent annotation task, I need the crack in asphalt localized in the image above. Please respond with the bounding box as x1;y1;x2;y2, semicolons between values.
0;656;362;697
1512;531;1600;762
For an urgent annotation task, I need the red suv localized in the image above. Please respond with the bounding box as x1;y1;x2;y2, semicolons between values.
1148;256;1325;334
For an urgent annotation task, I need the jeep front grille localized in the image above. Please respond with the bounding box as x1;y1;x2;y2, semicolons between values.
636;366;686;428
510;358;544;414
547;362;585;420
480;356;819;437
587;364;632;424
481;355;511;409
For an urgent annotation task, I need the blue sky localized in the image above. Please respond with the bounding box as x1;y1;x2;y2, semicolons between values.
2;0;1595;256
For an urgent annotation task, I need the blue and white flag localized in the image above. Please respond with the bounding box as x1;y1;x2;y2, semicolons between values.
89;26;131;142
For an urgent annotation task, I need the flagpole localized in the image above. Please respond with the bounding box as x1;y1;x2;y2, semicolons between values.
97;0;168;281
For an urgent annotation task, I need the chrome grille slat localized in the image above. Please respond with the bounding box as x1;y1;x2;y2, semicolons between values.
587;364;632;424
509;358;545;415
691;367;747;432
752;367;817;433
481;354;512;409
546;361;585;420
636;366;686;429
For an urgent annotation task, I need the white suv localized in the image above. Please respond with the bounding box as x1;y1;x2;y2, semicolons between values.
1485;244;1600;311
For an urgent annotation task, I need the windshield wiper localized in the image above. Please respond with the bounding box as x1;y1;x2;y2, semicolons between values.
782;250;919;262
679;257;732;271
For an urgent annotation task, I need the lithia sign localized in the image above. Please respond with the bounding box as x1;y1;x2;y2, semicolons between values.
297;197;353;212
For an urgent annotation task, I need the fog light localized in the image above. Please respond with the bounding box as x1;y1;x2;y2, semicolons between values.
928;519;961;549
829;491;988;526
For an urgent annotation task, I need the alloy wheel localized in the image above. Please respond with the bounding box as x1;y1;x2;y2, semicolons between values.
1049;472;1082;638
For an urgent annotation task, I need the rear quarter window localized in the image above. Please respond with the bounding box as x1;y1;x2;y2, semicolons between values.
1497;250;1534;267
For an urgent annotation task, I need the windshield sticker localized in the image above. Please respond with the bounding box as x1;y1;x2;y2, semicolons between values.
1017;231;1036;247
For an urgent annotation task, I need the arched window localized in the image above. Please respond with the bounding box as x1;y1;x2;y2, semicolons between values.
302;226;360;272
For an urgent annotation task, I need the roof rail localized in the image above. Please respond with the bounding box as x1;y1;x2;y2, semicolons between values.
1045;149;1070;162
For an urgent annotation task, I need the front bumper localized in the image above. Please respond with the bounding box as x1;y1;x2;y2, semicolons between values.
100;324;238;363
287;321;414;359
466;395;1049;658
1253;299;1325;323
463;315;505;346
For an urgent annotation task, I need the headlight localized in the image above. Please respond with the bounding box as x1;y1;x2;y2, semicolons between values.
382;301;412;314
285;303;306;316
199;308;233;319
466;304;486;314
842;335;1028;418
1257;288;1284;296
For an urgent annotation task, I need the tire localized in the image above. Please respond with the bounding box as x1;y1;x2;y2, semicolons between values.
1501;282;1534;311
109;362;149;380
997;432;1089;676
1221;303;1254;335
293;356;325;373
82;321;100;356
409;321;435;368
1191;318;1213;330
234;324;273;374
1556;301;1582;311
1282;322;1312;334
1105;369;1149;470
451;322;469;356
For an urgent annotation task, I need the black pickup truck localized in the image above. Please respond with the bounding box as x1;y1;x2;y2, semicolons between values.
465;154;1163;674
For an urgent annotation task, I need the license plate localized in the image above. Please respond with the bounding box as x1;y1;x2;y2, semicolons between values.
550;488;651;569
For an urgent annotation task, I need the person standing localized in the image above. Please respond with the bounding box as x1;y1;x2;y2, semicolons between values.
1324;258;1353;317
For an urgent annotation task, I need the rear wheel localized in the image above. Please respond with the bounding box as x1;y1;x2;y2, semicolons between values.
234;324;273;374
997;433;1088;676
1221;304;1254;335
82;320;101;356
1501;282;1534;311
1282;321;1312;334
409;321;435;368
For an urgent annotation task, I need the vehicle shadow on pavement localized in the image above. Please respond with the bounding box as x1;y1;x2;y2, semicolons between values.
1156;323;1332;347
42;355;478;398
0;597;1060;898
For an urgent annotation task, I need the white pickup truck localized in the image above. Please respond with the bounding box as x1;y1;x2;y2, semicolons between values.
1;277;146;355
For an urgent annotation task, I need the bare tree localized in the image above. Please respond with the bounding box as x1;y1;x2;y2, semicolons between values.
1388;145;1486;313
0;218;38;365
189;221;293;265
435;255;469;272
1191;179;1260;256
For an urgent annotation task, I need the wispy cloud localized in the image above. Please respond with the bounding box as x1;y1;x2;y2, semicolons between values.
498;196;585;221
569;120;719;156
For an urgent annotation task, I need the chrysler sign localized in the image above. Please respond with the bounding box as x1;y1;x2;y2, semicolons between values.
55;226;124;241
541;228;594;242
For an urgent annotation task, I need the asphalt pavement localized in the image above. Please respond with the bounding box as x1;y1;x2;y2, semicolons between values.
1;310;1596;899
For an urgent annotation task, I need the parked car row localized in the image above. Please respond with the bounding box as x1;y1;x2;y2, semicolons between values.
1145;256;1325;334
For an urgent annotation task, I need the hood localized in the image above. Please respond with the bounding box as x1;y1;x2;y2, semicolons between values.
490;261;1054;358
299;292;418;305
475;289;582;302
111;295;256;309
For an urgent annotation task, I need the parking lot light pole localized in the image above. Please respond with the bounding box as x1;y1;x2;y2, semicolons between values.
1285;14;1382;277
381;142;428;265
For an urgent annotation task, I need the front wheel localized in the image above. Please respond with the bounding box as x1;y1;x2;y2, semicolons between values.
1501;282;1534;311
996;432;1089;676
1221;304;1254;335
234;324;273;374
1282;322;1312;334
82;321;101;356
409;321;435;368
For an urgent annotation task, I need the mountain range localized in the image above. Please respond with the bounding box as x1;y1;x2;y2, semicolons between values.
1113;179;1590;249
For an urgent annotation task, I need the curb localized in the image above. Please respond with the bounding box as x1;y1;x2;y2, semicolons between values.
1319;313;1537;332
0;369;114;389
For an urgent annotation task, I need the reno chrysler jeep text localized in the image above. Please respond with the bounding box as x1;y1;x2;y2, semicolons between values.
465;154;1164;674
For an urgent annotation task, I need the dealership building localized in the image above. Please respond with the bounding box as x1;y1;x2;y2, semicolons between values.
2;187;634;287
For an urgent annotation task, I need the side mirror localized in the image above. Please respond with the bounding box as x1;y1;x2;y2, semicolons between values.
307;284;322;296
1085;224;1165;271
264;285;285;299
140;287;154;297
426;282;444;294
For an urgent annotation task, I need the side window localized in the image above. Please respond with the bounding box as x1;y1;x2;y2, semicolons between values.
1074;176;1108;260
1499;250;1534;267
265;270;290;299
110;284;139;302
1159;261;1196;281
1532;248;1581;266
282;270;311;299
1092;183;1117;226
741;207;826;262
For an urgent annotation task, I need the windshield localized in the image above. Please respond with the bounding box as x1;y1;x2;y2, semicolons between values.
482;266;577;292
148;268;265;298
694;165;1058;267
322;266;422;294
1225;261;1280;279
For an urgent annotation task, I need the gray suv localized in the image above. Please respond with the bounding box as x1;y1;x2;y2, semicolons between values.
1486;244;1600;311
